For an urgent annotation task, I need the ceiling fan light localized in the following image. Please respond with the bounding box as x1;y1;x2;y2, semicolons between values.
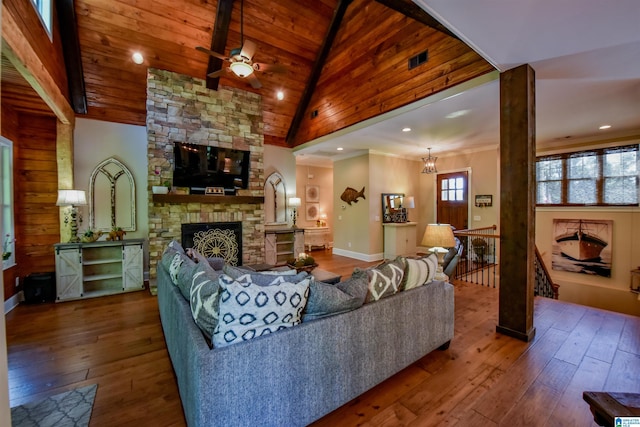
229;61;254;78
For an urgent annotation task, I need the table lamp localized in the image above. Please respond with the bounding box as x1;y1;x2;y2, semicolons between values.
421;223;455;281
289;197;301;229
57;189;87;243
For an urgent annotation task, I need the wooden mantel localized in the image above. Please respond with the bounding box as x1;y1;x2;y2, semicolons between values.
152;194;264;204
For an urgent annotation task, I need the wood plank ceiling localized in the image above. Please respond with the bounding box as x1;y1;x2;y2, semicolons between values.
4;0;494;148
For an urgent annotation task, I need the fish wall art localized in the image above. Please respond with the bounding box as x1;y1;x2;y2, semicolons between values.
340;186;366;205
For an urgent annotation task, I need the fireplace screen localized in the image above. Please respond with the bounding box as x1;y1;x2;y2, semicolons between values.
182;222;242;265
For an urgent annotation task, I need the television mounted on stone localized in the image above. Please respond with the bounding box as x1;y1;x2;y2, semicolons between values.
173;142;250;194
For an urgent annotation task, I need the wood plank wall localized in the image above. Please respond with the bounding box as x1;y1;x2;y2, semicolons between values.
2;107;58;301
292;0;495;146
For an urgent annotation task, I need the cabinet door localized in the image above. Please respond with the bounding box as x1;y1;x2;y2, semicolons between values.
293;231;305;257
123;244;144;290
55;248;83;300
265;233;277;265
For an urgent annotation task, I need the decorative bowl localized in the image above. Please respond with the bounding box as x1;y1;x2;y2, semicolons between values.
287;263;318;274
152;186;169;194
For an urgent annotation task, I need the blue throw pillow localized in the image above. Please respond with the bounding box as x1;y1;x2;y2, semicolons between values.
302;270;368;322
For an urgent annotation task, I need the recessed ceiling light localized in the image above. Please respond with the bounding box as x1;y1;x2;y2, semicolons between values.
337;147;343;151
132;52;144;64
402;127;411;132
276;91;284;100
599;125;612;130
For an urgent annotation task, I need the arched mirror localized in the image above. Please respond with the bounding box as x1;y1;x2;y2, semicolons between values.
89;157;136;232
265;172;287;225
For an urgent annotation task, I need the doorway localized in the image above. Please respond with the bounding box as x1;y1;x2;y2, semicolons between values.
436;171;469;230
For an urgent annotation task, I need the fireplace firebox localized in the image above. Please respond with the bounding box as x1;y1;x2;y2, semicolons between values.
181;222;243;266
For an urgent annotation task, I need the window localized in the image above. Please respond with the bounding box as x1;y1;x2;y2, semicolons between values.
536;144;639;206
31;0;52;38
1;137;15;269
441;177;465;201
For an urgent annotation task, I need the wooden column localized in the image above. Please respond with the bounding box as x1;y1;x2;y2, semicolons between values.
57;121;75;243
497;64;536;342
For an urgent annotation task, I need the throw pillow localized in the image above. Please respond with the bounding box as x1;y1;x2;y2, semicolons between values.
402;257;432;291
188;249;222;275
303;270;369;322
420;253;438;284
222;265;307;285
189;263;222;340
359;256;406;303
213;274;310;347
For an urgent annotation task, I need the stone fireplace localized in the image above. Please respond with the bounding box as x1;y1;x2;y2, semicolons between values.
146;68;265;279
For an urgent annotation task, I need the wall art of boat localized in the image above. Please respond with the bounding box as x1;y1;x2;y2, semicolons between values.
554;220;608;261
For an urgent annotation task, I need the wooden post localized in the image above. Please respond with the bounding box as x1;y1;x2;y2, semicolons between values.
57;121;75;243
497;64;536;342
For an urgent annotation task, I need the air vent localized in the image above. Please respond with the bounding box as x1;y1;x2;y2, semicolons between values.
408;50;429;70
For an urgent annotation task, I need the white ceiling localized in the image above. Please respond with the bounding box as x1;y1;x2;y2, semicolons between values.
295;0;640;166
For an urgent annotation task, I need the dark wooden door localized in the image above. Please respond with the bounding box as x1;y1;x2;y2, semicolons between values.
437;171;468;230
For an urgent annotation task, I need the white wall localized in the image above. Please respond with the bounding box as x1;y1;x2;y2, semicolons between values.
74;118;149;268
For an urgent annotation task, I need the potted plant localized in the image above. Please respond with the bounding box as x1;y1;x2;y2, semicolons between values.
81;229;103;243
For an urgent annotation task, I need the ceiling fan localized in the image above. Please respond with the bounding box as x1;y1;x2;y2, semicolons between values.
196;0;285;89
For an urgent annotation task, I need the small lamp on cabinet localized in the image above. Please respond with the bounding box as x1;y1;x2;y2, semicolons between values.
56;190;87;243
289;197;301;229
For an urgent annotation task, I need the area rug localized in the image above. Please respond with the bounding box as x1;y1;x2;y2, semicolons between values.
11;384;97;427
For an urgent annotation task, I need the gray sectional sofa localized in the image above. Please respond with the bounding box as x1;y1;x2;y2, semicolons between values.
157;259;455;426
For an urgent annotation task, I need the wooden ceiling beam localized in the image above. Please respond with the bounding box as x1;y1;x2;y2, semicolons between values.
56;0;88;114
1;4;74;125
286;0;353;146
206;0;234;91
374;0;458;39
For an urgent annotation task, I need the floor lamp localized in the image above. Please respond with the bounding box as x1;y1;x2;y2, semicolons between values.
421;223;455;281
57;190;87;243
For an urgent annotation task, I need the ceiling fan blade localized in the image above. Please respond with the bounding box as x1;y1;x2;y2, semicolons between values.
253;63;287;74
195;46;229;61
240;39;257;60
246;73;262;89
207;68;227;79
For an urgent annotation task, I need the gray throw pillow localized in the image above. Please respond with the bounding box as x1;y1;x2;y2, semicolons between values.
213;274;310;348
189;263;222;340
401;255;436;291
303;270;368;322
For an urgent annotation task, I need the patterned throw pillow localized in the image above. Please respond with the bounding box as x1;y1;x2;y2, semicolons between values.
222;265;308;286
213;274;310;348
359;257;406;303
402;256;436;290
421;253;438;284
189;263;222;340
303;270;368;322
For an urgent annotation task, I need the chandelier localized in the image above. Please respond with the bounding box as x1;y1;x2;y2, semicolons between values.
422;147;438;174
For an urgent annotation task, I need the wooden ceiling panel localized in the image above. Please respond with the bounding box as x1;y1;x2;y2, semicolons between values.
1;55;54;117
1;0;492;146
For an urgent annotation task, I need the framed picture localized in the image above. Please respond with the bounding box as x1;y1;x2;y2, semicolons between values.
552;219;612;277
306;185;320;202
306;203;319;221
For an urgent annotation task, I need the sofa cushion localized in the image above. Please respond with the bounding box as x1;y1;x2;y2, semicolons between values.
188;248;225;271
189;263;222;341
213;274;310;347
357;256;406;303
160;240;195;286
303;270;368;322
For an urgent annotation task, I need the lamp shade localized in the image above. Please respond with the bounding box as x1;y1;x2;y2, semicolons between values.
229;61;254;77
288;197;301;207
56;189;87;206
405;196;415;209
421;223;455;248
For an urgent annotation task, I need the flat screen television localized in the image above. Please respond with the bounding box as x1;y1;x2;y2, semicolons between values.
173;142;250;194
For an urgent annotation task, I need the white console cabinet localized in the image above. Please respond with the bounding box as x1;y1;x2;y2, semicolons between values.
54;239;145;301
265;229;305;266
383;222;417;259
304;227;331;251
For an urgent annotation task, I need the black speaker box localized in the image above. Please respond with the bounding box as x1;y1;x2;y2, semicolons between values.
23;272;56;304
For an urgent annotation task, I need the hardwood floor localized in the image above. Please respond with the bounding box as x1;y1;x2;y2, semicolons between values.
5;250;640;426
